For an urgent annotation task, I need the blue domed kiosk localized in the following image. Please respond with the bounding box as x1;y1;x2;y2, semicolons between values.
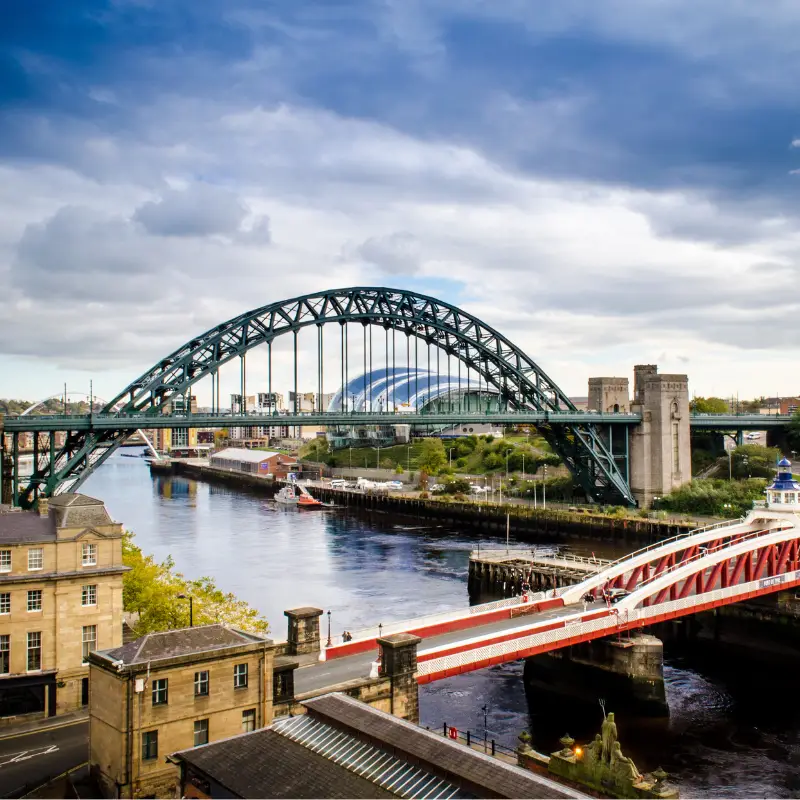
766;457;800;509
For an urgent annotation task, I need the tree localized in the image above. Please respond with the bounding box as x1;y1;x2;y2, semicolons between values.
790;409;800;451
690;397;729;413
731;445;781;479
418;438;447;474
122;532;269;635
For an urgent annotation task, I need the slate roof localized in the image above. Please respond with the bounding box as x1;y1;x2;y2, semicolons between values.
0;508;54;543
303;694;587;799
173;728;394;799
96;624;270;667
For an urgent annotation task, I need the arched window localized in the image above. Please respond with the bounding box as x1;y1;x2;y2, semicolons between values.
613;403;620;413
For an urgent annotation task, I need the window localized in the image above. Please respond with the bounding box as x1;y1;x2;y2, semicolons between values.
82;625;97;664
141;730;158;761
193;719;209;747
81;585;97;606
28;548;43;571
274;670;291;701
81;543;97;566
152;678;168;706
171;428;189;448
242;709;256;733
27;590;42;612
234;663;248;689
0;550;10;572
0;635;8;674
0;593;9;615
27;632;42;671
194;670;209;697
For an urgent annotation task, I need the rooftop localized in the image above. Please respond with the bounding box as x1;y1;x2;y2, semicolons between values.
172;693;587;799
173;728;394;799
211;448;285;463
0;506;53;544
95;623;271;668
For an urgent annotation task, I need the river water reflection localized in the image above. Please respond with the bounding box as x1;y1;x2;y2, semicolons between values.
84;452;800;798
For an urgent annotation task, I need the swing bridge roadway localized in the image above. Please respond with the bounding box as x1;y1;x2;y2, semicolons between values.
0;286;793;510
293;507;800;692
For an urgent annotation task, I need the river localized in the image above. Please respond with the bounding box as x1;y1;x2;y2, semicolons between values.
84;451;800;798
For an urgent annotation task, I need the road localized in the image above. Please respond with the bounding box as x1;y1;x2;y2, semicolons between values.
0;721;87;798
294;603;580;694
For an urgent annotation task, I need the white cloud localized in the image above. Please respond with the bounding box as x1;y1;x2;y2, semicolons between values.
3;98;800;402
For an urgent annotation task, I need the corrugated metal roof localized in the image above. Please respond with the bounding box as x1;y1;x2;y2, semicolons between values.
272;715;467;799
210;448;280;463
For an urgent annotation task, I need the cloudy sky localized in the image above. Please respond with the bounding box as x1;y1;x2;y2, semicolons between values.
3;0;800;405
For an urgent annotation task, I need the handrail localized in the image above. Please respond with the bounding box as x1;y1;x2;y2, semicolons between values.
594;515;748;575
625;524;794;596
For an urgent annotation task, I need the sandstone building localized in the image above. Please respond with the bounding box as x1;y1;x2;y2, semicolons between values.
88;624;293;799
0;493;126;720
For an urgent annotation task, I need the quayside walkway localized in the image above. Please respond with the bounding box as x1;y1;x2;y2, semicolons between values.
295;506;800;690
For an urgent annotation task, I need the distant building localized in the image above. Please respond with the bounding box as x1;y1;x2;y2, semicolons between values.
153;395;201;456
765;457;800;510
170;692;586;800
209;448;298;478
89;624;295;799
0;494;127;719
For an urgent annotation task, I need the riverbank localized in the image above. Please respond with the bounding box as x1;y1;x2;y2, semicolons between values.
155;458;696;543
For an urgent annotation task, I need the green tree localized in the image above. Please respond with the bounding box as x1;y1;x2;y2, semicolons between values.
691;397;729;413
731;445;781;479
790;409;800;451
418;438;447;474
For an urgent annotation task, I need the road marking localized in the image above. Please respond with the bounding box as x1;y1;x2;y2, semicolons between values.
0;745;59;769
0;717;87;742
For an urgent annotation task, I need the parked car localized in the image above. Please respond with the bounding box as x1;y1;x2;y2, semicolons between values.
430;484;445;491
605;588;629;604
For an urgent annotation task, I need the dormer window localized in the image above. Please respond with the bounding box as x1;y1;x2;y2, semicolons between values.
82;543;97;566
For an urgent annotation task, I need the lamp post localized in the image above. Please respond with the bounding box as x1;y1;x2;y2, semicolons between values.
481;703;489;752
349;446;352;468
728;448;733;481
177;593;193;627
326;610;332;647
378;622;383;639
543;464;547;510
407;446;411;472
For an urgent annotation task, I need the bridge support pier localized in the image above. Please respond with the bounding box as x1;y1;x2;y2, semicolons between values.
378;632;421;723
524;633;667;716
628;366;691;507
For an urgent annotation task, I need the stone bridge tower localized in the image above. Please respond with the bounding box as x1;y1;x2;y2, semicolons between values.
628;365;691;507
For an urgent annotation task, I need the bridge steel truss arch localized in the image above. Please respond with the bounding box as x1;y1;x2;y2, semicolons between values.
17;287;634;507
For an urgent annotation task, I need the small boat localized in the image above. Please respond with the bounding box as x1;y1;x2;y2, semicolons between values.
275;485;299;505
276;483;324;508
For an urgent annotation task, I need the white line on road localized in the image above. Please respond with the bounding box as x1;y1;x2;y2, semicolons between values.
0;745;59;769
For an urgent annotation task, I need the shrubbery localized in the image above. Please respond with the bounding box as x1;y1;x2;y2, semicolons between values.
657;478;767;518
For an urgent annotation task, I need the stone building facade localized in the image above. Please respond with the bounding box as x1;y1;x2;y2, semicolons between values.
0;493;126;720
89;624;286;799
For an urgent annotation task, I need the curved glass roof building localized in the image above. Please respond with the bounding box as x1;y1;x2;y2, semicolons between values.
327;368;498;413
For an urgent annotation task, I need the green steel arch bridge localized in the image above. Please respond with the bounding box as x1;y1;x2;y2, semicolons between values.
1;287;793;508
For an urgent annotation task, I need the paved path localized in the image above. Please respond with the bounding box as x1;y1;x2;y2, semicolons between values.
294;603;580;694
0;720;87;798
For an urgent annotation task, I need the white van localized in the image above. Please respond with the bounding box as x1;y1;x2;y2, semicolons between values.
330;479;347;488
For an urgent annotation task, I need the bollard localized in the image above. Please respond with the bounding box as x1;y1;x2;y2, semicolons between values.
467;730;471;747
443;722;447;737
491;739;496;756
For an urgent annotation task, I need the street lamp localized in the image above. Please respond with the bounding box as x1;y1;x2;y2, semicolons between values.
326;610;332;647
407;446;411;472
378;623;383;639
543;464;547;509
481;703;489;751
177;593;193;627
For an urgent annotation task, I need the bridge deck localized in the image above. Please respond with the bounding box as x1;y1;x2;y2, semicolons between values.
2;411;791;433
294;603;577;694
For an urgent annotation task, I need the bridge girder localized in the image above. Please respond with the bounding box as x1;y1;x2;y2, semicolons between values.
13;287;635;507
